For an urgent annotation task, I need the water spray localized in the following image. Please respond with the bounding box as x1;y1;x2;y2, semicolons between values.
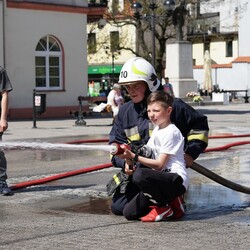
4;137;250;194
0;141;116;153
0;141;131;155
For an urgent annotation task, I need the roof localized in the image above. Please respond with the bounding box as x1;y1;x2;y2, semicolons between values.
193;63;232;69
233;57;250;63
193;57;250;69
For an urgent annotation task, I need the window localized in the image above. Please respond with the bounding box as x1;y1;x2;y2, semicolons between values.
112;0;119;14
110;31;119;52
226;40;233;57
88;33;97;54
35;35;62;90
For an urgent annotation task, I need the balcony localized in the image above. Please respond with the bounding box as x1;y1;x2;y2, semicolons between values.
87;0;107;22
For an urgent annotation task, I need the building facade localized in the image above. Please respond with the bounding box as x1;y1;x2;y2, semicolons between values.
0;0;106;119
89;0;250;97
1;0;250;120
191;0;250;93
87;0;135;96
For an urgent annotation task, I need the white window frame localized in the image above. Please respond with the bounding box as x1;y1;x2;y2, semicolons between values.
35;35;63;91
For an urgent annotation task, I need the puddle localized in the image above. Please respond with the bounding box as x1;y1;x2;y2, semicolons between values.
63;197;112;214
4;134;250;217
42;182;250;215
44;197;112;215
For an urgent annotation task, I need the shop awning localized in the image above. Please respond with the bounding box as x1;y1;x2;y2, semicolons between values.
88;65;123;74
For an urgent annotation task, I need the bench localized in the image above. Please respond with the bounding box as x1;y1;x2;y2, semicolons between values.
73;96;111;126
221;90;249;103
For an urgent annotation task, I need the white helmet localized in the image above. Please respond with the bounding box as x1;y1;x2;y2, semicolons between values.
118;57;160;92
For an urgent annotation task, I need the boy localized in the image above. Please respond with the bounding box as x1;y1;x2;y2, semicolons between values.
120;91;188;222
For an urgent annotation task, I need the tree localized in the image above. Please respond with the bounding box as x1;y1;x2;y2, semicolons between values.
105;0;178;77
90;0;247;75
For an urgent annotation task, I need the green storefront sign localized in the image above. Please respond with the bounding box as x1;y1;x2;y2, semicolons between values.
88;65;123;74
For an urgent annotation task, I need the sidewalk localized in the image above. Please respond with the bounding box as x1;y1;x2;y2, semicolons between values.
6;116;113;141
1;103;250;250
5;102;250;146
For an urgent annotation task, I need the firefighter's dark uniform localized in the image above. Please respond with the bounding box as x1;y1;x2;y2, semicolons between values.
109;97;209;215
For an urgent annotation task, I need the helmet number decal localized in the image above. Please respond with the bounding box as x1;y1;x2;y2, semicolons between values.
120;71;128;79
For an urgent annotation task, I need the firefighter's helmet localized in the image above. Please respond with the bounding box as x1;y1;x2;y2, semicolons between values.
118;57;160;92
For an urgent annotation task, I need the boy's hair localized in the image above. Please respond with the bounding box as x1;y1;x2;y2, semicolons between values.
147;91;173;108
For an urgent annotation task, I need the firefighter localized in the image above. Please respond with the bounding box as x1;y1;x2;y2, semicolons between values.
108;57;209;220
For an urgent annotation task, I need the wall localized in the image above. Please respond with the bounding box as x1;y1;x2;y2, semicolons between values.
192;0;247;66
5;4;87;119
87;21;136;66
199;0;244;33
193;0;250;95
193;61;250;94
239;1;250;56
192;40;238;66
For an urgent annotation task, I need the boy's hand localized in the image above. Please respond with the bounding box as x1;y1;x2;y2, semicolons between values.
124;162;135;175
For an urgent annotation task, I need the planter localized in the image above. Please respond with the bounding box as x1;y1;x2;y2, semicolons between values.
212;93;229;104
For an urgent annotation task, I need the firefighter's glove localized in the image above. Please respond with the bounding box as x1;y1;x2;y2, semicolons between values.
137;145;153;158
128;140;153;158
106;171;131;196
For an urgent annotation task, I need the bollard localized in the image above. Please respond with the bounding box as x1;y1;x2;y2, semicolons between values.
33;89;46;128
75;97;87;126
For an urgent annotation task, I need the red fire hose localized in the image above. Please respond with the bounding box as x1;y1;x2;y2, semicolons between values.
63;133;250;144
10;163;112;191
208;133;250;139
205;140;250;152
9;134;250;194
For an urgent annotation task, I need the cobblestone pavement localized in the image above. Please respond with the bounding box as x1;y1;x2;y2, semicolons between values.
0;103;250;250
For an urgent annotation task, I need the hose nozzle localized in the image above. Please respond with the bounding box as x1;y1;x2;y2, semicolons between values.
110;143;131;155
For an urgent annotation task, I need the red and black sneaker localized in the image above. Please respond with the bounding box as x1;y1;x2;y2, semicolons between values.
141;205;173;222
169;196;185;219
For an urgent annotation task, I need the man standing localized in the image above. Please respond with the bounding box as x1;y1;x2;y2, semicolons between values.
0;66;13;196
163;77;175;97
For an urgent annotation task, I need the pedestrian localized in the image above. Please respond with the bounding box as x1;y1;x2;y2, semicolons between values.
163;77;175;97
120;91;188;222
108;57;209;219
107;83;124;120
0;66;13;196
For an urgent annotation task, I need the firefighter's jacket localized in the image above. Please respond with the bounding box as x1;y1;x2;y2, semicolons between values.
109;98;209;169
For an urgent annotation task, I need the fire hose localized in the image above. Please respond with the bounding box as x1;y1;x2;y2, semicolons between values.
10;163;112;191
6;135;250;194
190;162;250;194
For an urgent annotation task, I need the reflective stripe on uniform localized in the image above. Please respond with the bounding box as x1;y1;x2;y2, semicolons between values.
149;122;154;137
124;126;139;139
187;129;208;144
113;174;121;185
124;122;154;142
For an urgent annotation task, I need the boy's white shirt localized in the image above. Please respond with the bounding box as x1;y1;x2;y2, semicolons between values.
147;123;189;189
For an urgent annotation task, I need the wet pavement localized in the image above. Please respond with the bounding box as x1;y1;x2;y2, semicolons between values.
0;104;250;249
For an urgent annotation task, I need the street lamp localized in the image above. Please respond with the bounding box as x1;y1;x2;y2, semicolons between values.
165;0;176;13
112;52;115;85
131;0;176;68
